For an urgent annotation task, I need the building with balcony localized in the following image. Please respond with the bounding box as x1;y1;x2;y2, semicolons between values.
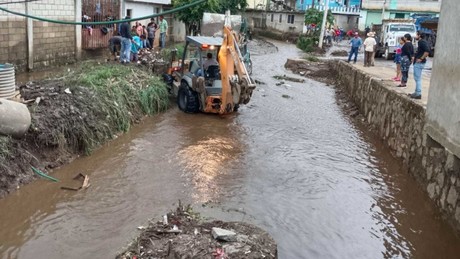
296;0;361;11
359;0;441;30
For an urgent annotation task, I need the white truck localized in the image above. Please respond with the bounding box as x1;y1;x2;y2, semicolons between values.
372;19;417;60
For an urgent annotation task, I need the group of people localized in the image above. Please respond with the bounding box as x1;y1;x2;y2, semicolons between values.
325;27;345;44
393;32;430;99
347;31;430;99
109;15;169;64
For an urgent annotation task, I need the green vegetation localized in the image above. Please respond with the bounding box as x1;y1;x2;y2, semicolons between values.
304;55;319;62
0;136;11;160
172;0;247;35
304;8;334;36
162;43;185;62
297;36;319;53
52;63;170;154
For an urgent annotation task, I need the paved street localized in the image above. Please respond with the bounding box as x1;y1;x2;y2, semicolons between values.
327;42;433;107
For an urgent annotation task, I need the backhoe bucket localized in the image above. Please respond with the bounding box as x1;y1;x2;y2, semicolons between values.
201;12;242;37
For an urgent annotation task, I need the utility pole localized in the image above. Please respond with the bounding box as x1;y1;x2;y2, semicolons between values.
318;0;329;49
381;0;386;22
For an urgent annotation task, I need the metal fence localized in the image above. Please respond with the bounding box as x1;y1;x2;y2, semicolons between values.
81;0;120;49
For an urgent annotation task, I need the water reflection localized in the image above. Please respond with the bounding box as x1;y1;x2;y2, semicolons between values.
179;137;241;202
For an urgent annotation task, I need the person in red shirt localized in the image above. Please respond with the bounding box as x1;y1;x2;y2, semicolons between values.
135;22;143;37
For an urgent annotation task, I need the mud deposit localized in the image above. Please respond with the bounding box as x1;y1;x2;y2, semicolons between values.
330;50;348;57
284;58;335;84
0;64;169;197
118;206;276;259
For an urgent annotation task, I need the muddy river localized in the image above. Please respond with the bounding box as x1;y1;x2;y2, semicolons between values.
1;40;459;258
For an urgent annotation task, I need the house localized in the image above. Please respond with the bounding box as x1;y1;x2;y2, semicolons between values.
296;0;361;30
296;0;361;11
123;0;170;25
359;0;441;30
245;9;306;34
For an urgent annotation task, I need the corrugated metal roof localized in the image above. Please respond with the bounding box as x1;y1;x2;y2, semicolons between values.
186;36;223;46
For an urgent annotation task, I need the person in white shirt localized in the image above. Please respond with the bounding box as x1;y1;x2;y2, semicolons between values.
203;53;218;70
363;32;377;67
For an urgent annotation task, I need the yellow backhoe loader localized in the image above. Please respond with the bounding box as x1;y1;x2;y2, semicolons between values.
167;11;255;114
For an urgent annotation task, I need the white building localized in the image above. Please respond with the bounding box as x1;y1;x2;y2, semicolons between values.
359;0;441;30
122;0;170;25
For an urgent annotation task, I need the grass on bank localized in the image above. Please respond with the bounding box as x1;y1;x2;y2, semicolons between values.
0;136;11;161
303;55;319;62
38;62;170;154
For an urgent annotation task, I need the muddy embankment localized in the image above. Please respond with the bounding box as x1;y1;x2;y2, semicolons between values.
0;62;170;197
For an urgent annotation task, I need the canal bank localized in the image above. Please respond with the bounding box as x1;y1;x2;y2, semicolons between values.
333;61;460;233
0;63;169;198
1;39;460;258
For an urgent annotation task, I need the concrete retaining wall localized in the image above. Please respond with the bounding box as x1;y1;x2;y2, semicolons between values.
334;61;460;232
0;0;76;71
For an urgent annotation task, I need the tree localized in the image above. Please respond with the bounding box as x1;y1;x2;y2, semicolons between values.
173;0;247;35
217;0;248;13
172;0;218;35
304;8;334;35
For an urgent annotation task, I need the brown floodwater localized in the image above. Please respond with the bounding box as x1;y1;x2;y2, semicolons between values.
1;40;459;258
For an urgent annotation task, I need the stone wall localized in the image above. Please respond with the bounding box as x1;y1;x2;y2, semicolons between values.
0;0;76;71
334;61;460;233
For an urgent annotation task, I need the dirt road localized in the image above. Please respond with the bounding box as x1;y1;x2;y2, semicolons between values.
0;39;459;259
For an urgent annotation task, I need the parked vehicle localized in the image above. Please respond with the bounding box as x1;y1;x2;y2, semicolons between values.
373;19;417;60
413;14;438;57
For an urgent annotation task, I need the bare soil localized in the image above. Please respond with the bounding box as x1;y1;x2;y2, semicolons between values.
330;50;348;57
284;59;336;85
117;205;277;259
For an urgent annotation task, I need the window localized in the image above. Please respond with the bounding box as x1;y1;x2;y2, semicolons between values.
271;14;274;22
279;14;282;23
287;14;295;24
395;13;405;18
126;9;132;18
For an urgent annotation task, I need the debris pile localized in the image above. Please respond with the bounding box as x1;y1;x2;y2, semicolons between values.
138;49;170;76
284;59;336;85
330;50;348;57
117;204;277;259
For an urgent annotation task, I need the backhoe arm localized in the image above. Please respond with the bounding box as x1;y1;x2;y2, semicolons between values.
218;26;256;114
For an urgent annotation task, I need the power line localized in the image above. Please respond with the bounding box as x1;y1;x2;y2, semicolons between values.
0;0;206;25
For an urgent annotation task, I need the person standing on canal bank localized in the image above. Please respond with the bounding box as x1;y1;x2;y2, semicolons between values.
347;32;362;64
398;34;414;88
363;32;376;67
409;31;430;99
119;17;133;64
147;20;157;49
159;15;168;49
108;35;122;61
392;38;404;82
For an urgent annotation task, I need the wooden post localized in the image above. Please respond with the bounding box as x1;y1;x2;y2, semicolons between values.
25;1;33;71
75;0;82;60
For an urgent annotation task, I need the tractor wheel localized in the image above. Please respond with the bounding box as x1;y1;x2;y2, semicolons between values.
177;82;199;113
